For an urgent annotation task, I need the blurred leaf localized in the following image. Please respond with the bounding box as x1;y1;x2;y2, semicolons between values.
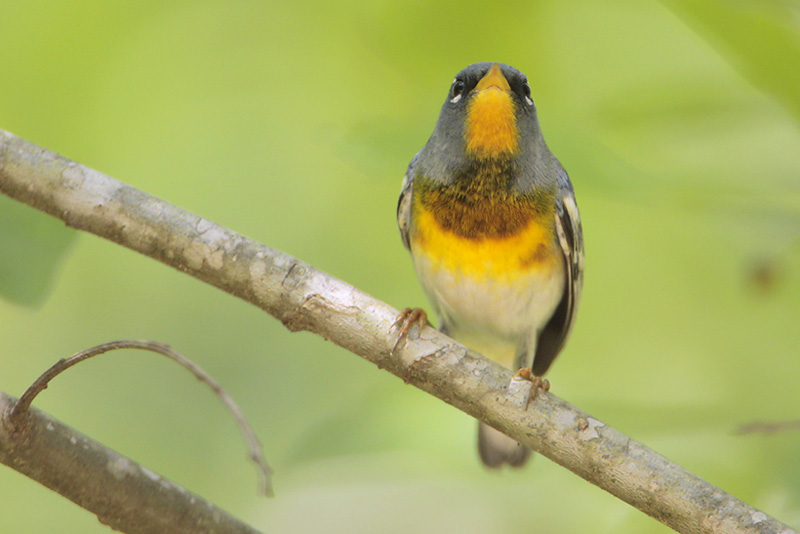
662;0;800;123
0;195;76;306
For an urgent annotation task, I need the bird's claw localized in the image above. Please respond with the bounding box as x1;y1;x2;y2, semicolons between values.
512;367;550;408
390;307;428;354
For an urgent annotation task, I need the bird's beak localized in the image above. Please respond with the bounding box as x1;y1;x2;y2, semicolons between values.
475;63;511;92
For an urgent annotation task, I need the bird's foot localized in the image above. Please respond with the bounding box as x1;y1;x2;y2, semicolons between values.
390;307;429;355
512;367;550;408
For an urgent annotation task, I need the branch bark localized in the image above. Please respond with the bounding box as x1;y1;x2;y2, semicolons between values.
0;393;262;534
0;128;795;534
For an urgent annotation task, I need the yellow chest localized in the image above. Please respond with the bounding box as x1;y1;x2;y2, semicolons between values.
410;200;560;281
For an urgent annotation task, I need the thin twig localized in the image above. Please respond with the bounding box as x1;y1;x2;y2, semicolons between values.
7;339;272;496
735;420;800;435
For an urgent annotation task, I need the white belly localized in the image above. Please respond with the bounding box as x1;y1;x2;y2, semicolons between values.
412;252;565;368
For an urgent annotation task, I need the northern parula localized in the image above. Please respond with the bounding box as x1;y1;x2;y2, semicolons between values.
396;62;584;467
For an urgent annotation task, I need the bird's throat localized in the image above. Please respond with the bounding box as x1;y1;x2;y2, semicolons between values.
465;88;518;159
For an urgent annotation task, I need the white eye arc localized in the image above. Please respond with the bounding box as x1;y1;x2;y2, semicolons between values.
524;96;533;106
450;94;462;104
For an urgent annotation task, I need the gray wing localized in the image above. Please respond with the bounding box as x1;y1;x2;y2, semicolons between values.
531;166;584;376
397;152;420;250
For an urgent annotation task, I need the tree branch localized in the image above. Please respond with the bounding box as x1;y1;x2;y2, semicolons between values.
0;128;795;534
6;340;272;496
0;392;262;534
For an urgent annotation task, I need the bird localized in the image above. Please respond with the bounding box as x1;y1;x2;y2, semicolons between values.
395;62;583;467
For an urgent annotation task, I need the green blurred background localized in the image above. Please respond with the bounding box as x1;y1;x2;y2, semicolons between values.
2;0;800;532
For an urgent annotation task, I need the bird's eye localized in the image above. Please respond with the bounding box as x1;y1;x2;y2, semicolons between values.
522;82;531;98
522;82;533;105
451;80;466;100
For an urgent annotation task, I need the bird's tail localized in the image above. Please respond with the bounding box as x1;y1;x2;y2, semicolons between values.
477;422;531;468
448;331;533;468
